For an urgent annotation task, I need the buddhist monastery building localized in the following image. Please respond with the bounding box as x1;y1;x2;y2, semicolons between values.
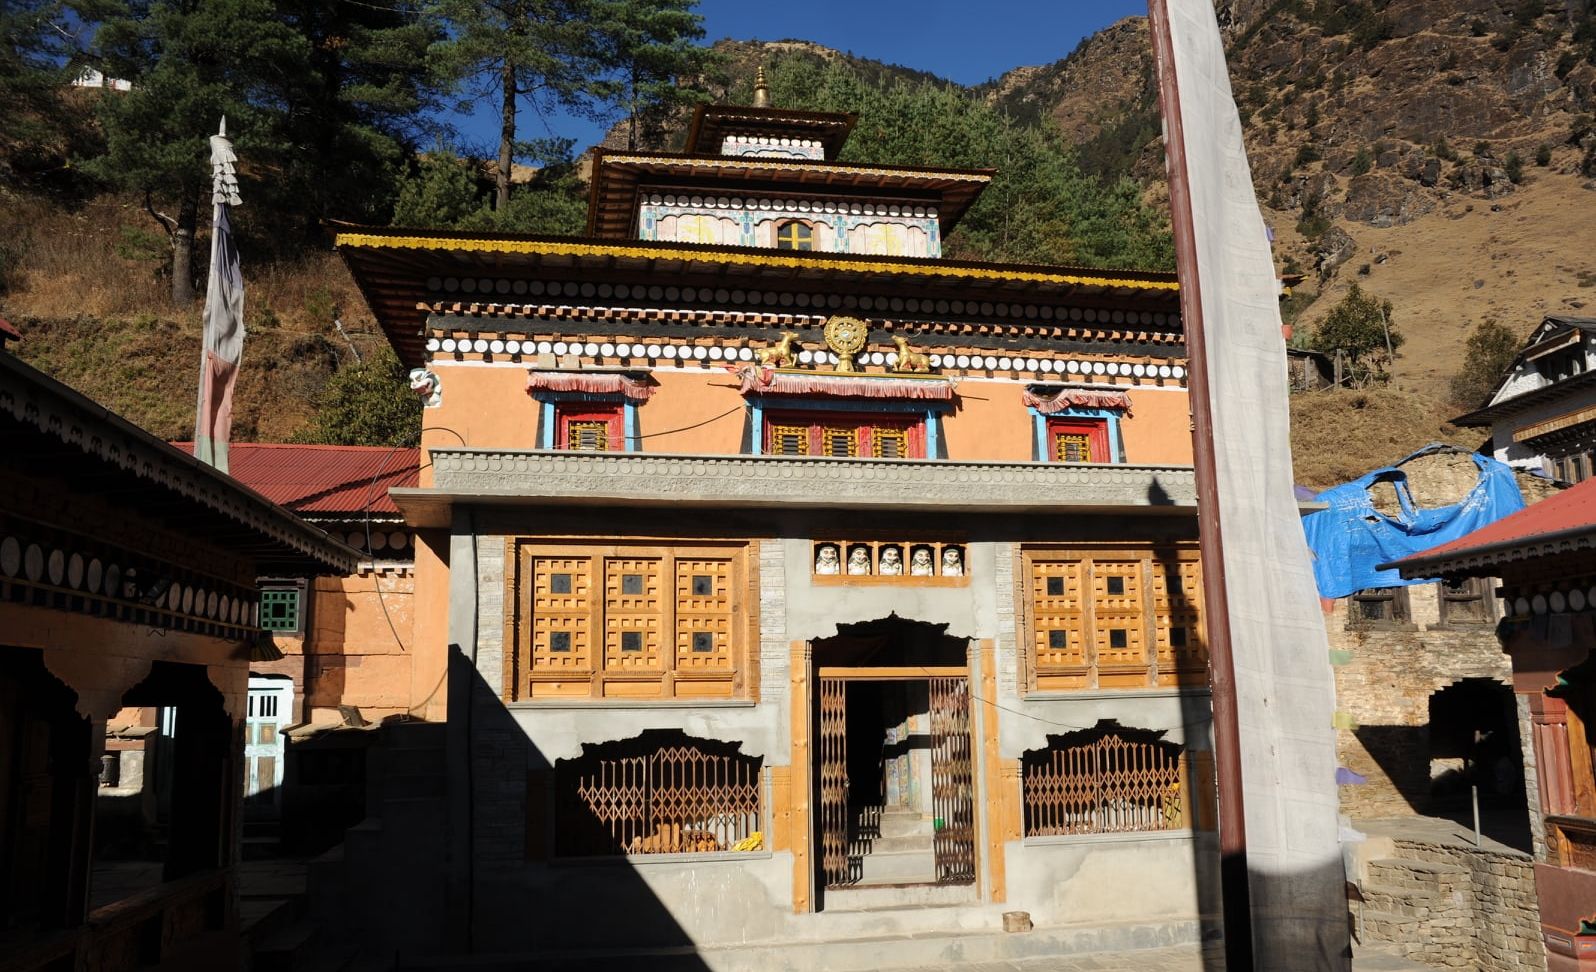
334;89;1220;964
0;346;355;969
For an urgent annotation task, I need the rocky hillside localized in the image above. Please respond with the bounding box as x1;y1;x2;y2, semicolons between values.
984;0;1596;405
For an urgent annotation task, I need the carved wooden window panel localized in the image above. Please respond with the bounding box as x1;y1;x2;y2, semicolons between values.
764;413;924;459
530;558;596;675
603;558;664;672
512;541;752;700
674;558;734;674
1153;559;1208;680
1021;547;1207;693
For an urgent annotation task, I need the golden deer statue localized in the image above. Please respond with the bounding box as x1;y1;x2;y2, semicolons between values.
891;335;930;373
757;331;800;368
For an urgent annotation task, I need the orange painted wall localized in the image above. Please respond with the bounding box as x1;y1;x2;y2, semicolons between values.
409;530;451;721
417;362;1195;465
301;571;414;721
1120;389;1194;466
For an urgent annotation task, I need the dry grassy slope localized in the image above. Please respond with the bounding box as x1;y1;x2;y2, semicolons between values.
1288;164;1596;400
0;193;383;441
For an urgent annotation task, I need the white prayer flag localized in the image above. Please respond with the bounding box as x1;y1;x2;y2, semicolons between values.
194;118;245;472
1148;1;1350;967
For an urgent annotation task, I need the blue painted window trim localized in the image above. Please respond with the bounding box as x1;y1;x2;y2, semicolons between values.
1029;406;1124;464
531;392;640;451
747;396;950;458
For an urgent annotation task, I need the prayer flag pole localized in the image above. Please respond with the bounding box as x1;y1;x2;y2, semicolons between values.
1147;2;1350;968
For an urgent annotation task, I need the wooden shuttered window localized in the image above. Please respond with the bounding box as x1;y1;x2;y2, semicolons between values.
764;413;924;458
510;541;754;701
1021;547;1207;693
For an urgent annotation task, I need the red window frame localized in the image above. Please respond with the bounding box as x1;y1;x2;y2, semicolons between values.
556;405;624;451
764;412;925;458
1047;418;1110;464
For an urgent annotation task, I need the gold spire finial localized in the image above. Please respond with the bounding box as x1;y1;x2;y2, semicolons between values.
753;65;770;108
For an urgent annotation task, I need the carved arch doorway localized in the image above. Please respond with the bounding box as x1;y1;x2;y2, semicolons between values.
807;617;976;909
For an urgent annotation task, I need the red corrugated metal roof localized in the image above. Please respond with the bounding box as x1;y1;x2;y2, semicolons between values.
1396;476;1596;569
173;442;418;516
0;317;21;341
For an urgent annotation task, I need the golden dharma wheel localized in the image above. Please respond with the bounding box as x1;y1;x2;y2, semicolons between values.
822;316;869;371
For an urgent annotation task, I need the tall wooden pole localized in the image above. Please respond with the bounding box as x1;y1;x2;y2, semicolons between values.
1145;2;1255;968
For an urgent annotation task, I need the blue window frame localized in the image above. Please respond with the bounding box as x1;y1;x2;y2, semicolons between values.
532;393;641;451
1030;406;1125;464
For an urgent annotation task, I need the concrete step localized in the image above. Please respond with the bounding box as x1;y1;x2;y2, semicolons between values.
876;811;931;839
857;848;936;885
867;832;933;854
818;884;981;915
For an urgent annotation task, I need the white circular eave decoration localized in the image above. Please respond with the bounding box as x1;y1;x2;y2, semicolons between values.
23;544;43;582
47;549;63;585
1532;593;1548;615
0;537;19;577
1571;588;1588;612
87;558;102;593
1550;590;1568;613
388;531;408;550
67;553;84;589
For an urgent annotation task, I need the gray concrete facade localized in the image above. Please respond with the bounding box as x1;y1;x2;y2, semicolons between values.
446;505;1219;958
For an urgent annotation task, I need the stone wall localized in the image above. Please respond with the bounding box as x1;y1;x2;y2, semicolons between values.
1354;829;1545;971
1328;583;1514;817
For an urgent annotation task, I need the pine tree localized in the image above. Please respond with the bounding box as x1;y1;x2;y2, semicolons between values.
293;346;421;447
426;0;605;212
1449;320;1521;409
86;0;310;305
391;145;482;227
594;0;716;151
2;0;99;188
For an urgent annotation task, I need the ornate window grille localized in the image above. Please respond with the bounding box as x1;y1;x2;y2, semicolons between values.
555;731;763;857
1022;725;1187;837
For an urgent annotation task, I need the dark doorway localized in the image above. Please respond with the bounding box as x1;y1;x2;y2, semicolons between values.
810;617;975;906
1428;677;1531;850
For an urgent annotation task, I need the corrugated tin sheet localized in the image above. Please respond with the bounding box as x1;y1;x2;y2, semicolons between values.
174;442;418;515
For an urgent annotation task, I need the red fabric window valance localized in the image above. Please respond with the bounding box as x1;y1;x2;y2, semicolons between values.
526;371;656;401
733;365;955;401
1022;386;1133;416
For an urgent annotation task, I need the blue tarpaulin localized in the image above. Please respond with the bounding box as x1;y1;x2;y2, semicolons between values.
1301;444;1527;598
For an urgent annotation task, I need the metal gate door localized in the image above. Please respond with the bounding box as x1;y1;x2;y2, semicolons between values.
244;678;291;817
929;675;976;884
818;676;851;888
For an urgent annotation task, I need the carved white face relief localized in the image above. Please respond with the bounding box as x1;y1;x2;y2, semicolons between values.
879;547;903;575
815;545;840;575
941;547;964;576
847;547;872;575
910;547;934;576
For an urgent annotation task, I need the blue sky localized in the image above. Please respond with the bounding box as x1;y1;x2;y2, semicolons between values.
449;0;1149;155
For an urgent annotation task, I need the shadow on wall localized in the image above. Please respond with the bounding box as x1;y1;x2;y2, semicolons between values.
429;647;715;967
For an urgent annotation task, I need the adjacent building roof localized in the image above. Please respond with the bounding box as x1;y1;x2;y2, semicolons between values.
1453;316;1596;427
0;351;358;574
333;225;1182;368
173;442;419;517
1387;476;1596;578
584;149;994;239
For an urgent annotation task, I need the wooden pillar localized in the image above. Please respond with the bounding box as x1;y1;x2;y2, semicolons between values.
978;639;1007;903
789;641;813;913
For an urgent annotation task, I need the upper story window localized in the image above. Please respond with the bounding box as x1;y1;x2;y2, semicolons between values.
557;405;623;451
259;584;304;635
774;220;814;251
765;412;923;458
1348;586;1410;628
1437;576;1494;625
1537;348;1585;383
1048;418;1111;463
